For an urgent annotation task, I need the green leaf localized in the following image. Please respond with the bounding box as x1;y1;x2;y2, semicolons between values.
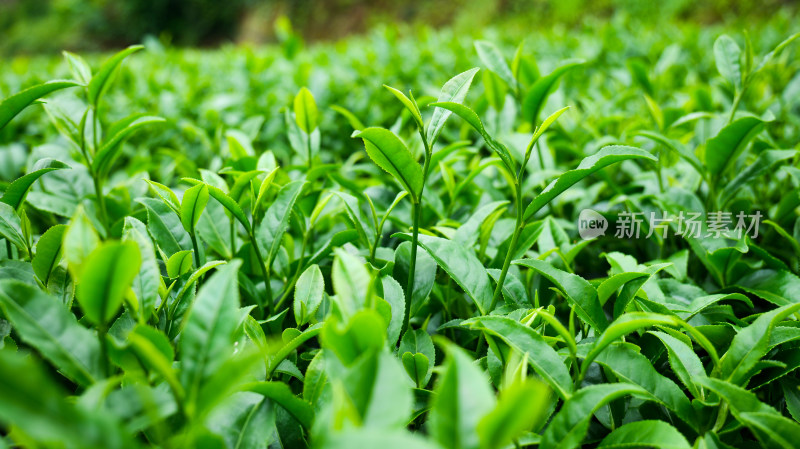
429;339;496;449
463;315;573;399
63;205;100;278
32;224;66;285
539;383;647;449
649;330;706;399
76;240;141;327
597;420;691;449
257;180;306;267
525;106;569;161
172;260;227;310
478;379;551;449
294;264;324;326
704;116;764;177
720;303;800;384
0;203;27;253
384;85;424;131
523;145;657;221
379;275;405;346
398;328;435;387
696;377;800;448
180;183;209;235
1;158;70;210
753;32;800;75
88;45;143;107
522;60;583;125
294;87;318;133
393;241;436;316
474;41;516;92
122;217;160;321
91;115;165;177
0;351;131;448
321;309;385;365
198;182;253;234
581;313;678;376
0;280;101;386
62;51;91;85
428;101;515;172
427;67;480;147
714;35;742;90
166;249;194;279
243;381;315;430
405;234;493;314
635;130;705;175
139;198;192;258
0;80;79;130
719;149;796;206
593;344;695;429
180;260;242;408
401;352;429;389
736;269;800;307
127;325;182;399
512;259;608;332
331;104;365;131
144;179;181;213
354;127;423;200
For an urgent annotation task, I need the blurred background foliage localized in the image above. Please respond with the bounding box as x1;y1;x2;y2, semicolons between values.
1;0;797;56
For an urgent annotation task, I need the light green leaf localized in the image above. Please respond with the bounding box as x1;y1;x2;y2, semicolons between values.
475;41;516;92
63;205;100;278
428;101;515;172
91;115;165;177
598;420;691;449
139;198;192;258
257;180;306;267
704;116;763;177
180;183;209;235
122;217;160;321
581;313;678;376
384;85;424;131
32;224;66;285
512;258;608;332
405;234;493;314
427;67;480;146
294;264;324;326
0;80;79;130
478;379;551;449
714;35;742;90
463;315;573;399
398;328;435;387
0;203;27;254
1;158;70;210
522;60;583;125
294;87;318;133
180;260;242;408
88;45;143;106
523;145;657;221
243;381;315;430
429;340;496;449
76;240;141;327
354;127;423;199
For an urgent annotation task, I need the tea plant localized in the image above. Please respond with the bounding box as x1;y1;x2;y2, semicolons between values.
1;17;800;449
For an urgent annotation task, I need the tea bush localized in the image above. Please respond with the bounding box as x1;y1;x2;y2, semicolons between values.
1;14;800;449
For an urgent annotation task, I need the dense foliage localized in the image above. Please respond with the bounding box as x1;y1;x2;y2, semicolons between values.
1;15;800;449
